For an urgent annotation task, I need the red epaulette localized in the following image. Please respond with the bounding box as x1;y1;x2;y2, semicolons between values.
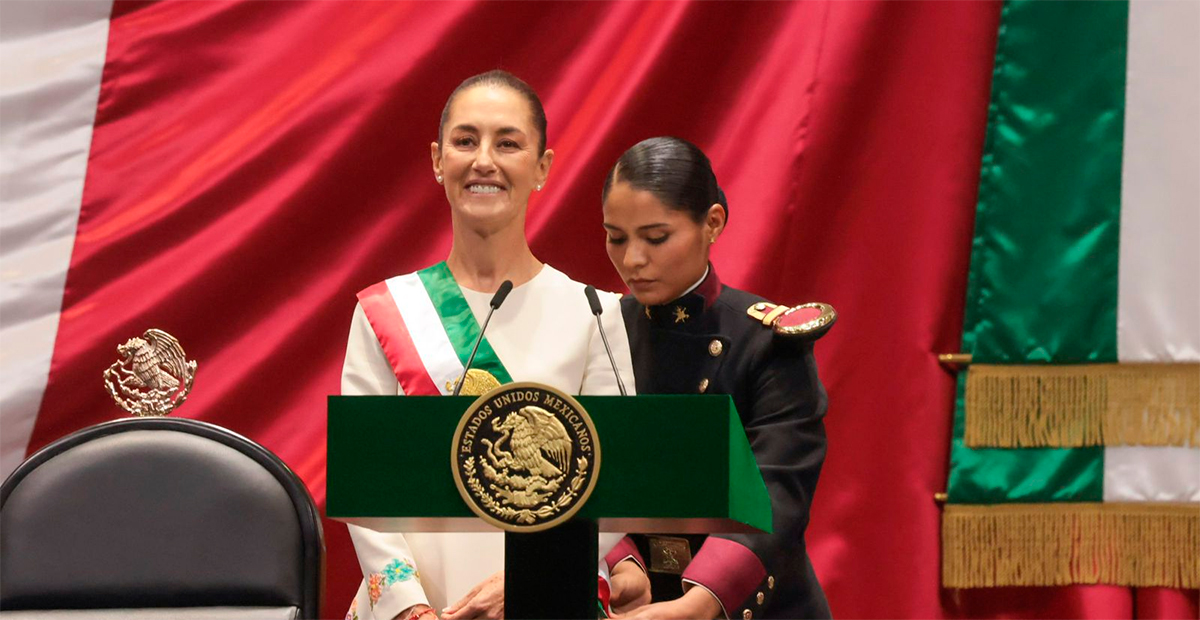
746;301;837;340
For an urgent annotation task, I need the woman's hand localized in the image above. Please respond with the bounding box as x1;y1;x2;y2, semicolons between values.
395;604;436;620
613;587;722;620
608;559;651;614
441;571;504;619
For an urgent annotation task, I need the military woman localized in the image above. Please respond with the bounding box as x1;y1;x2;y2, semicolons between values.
600;137;835;620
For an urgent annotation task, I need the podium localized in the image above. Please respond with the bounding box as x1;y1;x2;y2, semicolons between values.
327;394;771;619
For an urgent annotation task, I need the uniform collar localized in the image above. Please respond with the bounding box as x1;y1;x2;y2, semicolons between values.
644;265;722;329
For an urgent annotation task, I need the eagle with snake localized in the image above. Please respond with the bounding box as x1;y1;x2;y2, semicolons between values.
104;328;196;415
484;405;572;479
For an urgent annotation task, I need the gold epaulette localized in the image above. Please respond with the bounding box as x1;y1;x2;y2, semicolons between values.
746;301;837;340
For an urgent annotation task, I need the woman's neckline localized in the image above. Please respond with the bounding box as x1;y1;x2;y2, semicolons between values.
455;262;549;295
445;248;545;293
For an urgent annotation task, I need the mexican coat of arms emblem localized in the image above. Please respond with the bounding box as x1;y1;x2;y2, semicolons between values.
103;328;197;416
451;382;600;532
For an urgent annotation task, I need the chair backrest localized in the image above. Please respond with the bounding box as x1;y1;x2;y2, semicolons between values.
1;417;323;619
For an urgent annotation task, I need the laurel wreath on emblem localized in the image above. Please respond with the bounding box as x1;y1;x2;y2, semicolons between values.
464;455;589;525
103;328;197;417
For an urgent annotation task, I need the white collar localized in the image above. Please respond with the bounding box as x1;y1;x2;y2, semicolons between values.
680;266;709;297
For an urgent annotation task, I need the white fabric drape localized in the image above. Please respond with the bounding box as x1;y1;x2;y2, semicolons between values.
0;0;113;478
1105;0;1200;503
1116;0;1200;363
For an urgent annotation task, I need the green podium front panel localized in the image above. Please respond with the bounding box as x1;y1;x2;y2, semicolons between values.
327;394;771;534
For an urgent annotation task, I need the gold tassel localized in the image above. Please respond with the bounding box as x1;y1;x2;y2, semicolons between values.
964;363;1199;448
942;503;1200;589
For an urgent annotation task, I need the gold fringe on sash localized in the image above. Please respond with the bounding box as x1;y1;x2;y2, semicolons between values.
964;363;1199;448
942;503;1200;589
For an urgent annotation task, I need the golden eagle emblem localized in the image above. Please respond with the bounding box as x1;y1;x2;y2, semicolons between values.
446;368;502;396
490;406;572;476
452;383;600;532
103;328;197;416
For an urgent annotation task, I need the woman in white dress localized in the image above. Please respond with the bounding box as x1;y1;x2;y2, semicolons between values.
341;71;635;620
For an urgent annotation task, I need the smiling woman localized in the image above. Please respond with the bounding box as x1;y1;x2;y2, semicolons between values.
432;72;553;259
340;71;635;620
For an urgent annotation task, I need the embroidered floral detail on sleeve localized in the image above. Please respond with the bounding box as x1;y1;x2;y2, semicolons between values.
368;573;386;608
345;597;359;620
367;558;421;609
383;558;420;584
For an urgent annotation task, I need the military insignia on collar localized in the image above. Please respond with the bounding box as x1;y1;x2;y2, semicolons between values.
747;302;837;340
452;382;600;532
103;328;197;416
672;305;690;324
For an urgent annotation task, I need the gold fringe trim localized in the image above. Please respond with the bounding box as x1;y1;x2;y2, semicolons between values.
965;363;1199;448
942;503;1200;589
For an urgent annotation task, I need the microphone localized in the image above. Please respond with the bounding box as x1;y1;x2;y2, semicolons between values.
584;285;628;396
452;280;513;396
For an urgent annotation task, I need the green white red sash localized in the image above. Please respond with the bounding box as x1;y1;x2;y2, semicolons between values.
357;262;514;396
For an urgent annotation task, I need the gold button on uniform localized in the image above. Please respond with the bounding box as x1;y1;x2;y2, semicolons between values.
756;592;765;605
742;610;752;620
708;339;724;356
699;378;710;393
767;576;775;589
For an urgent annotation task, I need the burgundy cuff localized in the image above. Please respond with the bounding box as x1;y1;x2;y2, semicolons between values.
681;538;765;614
604;536;645;573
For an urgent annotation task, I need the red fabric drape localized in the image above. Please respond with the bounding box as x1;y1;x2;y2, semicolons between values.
28;1;1197;617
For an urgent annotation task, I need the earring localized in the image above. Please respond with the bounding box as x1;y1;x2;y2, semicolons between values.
536;184;543;191
436;175;443;184
710;236;717;244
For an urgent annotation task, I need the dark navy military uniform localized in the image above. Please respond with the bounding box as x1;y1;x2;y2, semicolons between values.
608;268;832;620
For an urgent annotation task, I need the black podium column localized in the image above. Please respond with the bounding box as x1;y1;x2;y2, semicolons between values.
504;518;598;619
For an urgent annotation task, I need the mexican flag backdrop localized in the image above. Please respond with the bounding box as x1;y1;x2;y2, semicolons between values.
943;0;1198;590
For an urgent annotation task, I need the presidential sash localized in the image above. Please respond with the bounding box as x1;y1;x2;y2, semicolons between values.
357;262;513;396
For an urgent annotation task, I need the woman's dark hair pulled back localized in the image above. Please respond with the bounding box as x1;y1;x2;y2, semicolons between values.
601;136;728;224
438;70;548;155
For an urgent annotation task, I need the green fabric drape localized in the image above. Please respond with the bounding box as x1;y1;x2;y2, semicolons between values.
947;0;1128;502
969;0;1127;365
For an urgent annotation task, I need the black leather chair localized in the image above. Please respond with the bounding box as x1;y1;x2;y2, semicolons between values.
1;417;324;619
